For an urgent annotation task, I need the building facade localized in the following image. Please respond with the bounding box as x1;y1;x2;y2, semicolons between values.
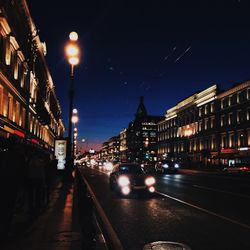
119;128;127;162
100;135;120;162
158;82;250;167
0;0;64;151
126;97;164;162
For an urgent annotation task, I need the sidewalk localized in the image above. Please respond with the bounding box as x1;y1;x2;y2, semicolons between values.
2;180;82;250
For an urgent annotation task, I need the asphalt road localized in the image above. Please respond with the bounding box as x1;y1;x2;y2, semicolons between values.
78;166;250;250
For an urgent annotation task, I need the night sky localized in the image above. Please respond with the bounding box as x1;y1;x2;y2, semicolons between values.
27;0;250;150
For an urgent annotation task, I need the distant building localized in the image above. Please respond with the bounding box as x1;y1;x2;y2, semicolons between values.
100;135;120;162
107;135;120;162
119;128;127;162
0;1;64;151
126;96;164;162
158;82;250;167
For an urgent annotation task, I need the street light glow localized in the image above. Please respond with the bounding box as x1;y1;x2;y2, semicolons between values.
68;56;79;66
69;31;78;41
72;115;78;124
73;108;78;114
66;44;79;57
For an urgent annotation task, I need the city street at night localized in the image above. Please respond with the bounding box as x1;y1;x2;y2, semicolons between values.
1;1;250;249
79;166;250;250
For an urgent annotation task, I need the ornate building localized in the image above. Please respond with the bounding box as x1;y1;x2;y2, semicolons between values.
158;82;250;166
0;0;64;151
126;96;164;162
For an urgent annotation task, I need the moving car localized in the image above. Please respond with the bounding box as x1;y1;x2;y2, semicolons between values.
155;159;180;174
109;163;156;195
223;163;250;173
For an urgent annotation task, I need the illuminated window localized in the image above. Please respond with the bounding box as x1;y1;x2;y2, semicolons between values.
199;121;202;131
228;96;232;106
211;117;215;128
221;99;224;109
205;105;208;114
7;94;13;120
228;113;233;125
248;130;250;146
237;110;242;123
247;89;250;100
211;137;216;150
21;107;26;128
199;108;202;117
237;92;240;104
205;119;208;130
150;131;156;137
229;134;234;148
0;85;3;115
221;115;225;127
247;109;250;121
210;102;214;112
15;101;20;125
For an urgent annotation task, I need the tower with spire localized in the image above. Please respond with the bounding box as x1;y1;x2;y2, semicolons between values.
135;96;148;119
125;96;164;162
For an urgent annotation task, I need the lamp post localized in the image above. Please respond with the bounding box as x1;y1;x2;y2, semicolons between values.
72;111;78;159
65;31;80;180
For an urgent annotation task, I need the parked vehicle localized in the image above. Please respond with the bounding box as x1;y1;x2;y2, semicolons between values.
109;163;156;195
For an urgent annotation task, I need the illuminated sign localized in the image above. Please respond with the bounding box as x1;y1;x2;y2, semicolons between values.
14;129;25;138
239;147;249;151
221;148;238;154
31;138;39;144
55;139;67;170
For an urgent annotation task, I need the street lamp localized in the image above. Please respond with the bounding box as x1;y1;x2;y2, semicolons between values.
64;31;80;181
72;109;78;160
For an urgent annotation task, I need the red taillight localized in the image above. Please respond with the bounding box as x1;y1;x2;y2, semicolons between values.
240;167;249;171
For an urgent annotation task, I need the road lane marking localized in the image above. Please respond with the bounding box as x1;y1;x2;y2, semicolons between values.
161;176;250;199
192;185;250;199
180;169;250;183
156;191;250;231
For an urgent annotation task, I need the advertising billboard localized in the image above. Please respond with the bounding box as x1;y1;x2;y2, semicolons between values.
55;139;67;170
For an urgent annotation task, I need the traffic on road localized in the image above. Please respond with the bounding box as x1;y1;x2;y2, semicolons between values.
77;160;250;250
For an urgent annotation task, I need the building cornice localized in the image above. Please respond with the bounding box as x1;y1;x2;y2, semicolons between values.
217;81;250;99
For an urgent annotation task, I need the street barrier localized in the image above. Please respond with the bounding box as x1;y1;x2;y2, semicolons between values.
75;167;124;250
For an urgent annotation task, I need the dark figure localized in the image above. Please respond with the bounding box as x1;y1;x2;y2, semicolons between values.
0;137;26;242
27;152;46;215
44;156;58;205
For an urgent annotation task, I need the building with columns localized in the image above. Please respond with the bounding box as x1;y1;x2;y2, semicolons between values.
158;82;250;167
0;0;64;151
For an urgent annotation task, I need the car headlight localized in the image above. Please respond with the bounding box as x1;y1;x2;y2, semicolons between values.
163;164;169;168
105;162;113;170
118;176;130;187
174;163;179;169
145;177;156;186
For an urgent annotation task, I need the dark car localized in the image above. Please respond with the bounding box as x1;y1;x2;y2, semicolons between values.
109;163;156;195
155;160;180;174
223;163;250;173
